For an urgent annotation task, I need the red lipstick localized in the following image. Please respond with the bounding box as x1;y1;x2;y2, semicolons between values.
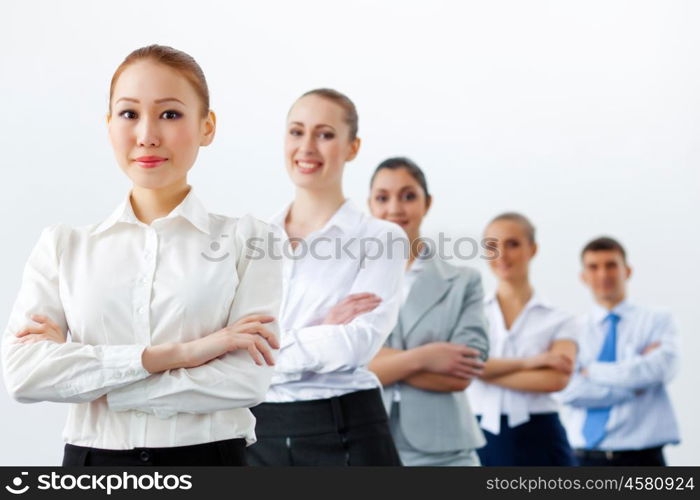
134;156;168;168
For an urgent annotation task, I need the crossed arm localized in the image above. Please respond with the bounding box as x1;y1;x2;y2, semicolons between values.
2;221;283;418
369;344;484;392
368;271;490;393
580;313;679;390
477;339;577;393
556;325;677;409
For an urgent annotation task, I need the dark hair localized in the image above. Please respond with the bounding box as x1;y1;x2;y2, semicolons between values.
486;212;536;244
110;44;210;117
581;236;627;263
370;157;431;201
295;88;359;140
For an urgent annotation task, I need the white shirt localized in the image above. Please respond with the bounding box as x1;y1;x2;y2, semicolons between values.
2;189;283;449
266;199;407;402
556;301;680;450
401;256;426;306
467;292;579;435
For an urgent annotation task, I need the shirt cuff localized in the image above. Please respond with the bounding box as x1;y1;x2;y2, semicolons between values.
102;344;151;376
104;345;151;412
274;325;323;374
57;344;150;401
275;340;319;374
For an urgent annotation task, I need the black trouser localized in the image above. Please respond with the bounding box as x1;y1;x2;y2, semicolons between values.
247;388;402;466
63;438;247;466
575;446;666;466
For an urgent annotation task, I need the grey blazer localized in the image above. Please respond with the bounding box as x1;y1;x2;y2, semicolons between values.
382;257;489;453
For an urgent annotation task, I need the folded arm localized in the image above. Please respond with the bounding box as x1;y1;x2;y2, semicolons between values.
106;216;284;417
554;372;637;408
274;226;407;377
2;226;152;404
585;312;679;390
370;270;489;392
480;339;577;393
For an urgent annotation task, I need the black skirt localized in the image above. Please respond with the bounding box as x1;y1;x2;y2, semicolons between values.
247;388;401;466
62;438;247;466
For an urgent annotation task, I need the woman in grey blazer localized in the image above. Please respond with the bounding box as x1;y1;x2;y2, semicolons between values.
367;157;489;466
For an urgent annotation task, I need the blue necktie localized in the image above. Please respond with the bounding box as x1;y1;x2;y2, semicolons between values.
582;312;620;449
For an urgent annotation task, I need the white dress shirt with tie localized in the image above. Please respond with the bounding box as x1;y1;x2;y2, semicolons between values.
2;189;283;449
467;292;579;435
265;199;407;402
556;301;681;451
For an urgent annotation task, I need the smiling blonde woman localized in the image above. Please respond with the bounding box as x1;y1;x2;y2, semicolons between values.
246;89;406;466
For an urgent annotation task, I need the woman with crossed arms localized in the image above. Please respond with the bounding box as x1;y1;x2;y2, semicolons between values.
467;212;577;466
2;45;282;466
246;89;407;466
367;157;489;466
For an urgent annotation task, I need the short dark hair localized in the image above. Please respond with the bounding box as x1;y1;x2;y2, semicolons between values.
581;236;627;262
487;212;536;244
370;157;431;200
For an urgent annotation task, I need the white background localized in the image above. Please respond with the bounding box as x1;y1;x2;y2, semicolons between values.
1;0;697;465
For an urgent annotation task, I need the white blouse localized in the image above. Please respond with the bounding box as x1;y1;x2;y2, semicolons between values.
401;256;426;306
467;292;579;435
266;199;407;402
1;189;283;449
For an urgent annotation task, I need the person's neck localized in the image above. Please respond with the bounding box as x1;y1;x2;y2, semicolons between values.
131;182;190;225
496;278;533;306
287;187;346;234
406;230;421;269
595;293;626;311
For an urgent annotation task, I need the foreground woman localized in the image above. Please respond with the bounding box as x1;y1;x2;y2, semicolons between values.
2;45;282;466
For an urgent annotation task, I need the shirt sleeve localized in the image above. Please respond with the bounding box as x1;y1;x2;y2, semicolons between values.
554;372;637;408
447;269;489;361
273;224;407;377
2;225;151;404
106;216;284;418
585;311;679;390
553;314;580;344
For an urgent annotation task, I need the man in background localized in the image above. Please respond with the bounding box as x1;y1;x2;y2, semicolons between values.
558;237;680;466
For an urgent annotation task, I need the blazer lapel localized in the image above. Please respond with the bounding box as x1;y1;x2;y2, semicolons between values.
400;259;454;338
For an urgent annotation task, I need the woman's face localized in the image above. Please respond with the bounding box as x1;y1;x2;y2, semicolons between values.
484;219;537;282
285;94;360;192
108;60;215;192
368;167;430;240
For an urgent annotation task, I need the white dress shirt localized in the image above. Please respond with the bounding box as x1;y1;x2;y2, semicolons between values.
467;292;579;435
556;301;681;450
2;189;283;449
266;199;407;402
401;256;426;306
